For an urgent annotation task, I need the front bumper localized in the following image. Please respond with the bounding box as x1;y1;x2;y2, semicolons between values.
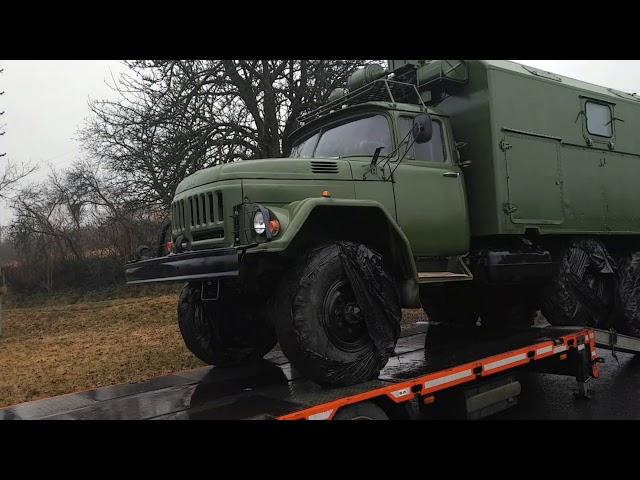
125;247;239;285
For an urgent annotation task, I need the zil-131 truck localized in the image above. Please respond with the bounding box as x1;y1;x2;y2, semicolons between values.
126;60;640;387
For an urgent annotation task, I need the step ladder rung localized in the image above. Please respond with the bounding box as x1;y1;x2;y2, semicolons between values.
418;272;469;279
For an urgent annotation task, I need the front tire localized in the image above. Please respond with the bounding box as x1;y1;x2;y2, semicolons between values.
274;242;401;387
177;283;277;366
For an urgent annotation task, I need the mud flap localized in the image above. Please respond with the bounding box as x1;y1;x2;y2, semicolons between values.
337;242;402;368
541;239;617;328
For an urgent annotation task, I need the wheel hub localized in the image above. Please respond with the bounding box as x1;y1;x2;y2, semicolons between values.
322;279;368;352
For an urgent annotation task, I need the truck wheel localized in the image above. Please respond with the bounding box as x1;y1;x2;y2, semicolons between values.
420;284;480;327
177;284;277;367
333;401;389;420
616;252;640;337
274;242;401;387
540;239;616;328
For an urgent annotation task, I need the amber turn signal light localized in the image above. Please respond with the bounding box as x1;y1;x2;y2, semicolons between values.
269;219;281;236
423;395;436;405
322;190;331;198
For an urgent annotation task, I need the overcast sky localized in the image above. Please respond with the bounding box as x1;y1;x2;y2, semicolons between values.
1;60;640;225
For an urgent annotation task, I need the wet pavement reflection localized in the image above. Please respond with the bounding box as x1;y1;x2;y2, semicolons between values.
494;349;640;420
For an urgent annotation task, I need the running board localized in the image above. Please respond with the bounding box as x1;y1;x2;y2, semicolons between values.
417;257;473;284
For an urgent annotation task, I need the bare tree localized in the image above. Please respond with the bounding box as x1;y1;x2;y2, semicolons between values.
80;60;379;207
6;60;381;295
63;159;165;259
7;161;165;292
0;67;5;153
0;66;36;200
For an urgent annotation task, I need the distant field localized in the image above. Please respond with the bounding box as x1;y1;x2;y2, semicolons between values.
0;293;427;408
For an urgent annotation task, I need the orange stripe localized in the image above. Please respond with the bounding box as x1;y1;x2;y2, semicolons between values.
278;329;594;420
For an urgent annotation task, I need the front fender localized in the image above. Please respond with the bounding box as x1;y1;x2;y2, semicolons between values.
250;198;420;307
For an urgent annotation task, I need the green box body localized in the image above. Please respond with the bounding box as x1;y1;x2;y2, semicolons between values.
434;60;640;238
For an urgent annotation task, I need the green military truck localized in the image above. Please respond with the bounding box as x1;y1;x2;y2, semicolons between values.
126;60;640;386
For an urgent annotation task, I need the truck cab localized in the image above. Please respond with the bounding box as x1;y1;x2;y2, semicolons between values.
285;102;469;259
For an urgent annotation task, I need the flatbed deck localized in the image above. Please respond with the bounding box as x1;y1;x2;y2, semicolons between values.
0;324;597;420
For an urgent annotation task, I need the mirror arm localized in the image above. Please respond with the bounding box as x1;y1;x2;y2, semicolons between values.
386;135;416;181
378;129;413;171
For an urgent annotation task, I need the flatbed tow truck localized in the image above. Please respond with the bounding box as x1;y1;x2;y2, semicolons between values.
5;322;636;420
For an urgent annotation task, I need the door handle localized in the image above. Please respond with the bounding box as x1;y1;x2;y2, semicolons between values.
442;172;459;178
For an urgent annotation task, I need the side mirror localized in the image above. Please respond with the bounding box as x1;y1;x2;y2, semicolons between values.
412;114;433;144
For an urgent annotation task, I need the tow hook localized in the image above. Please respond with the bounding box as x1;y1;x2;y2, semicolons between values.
201;280;220;302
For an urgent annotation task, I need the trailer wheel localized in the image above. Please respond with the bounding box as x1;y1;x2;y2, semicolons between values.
420;284;480;327
177;283;277;367
616;252;640;337
333;401;389;420
274;242;401;387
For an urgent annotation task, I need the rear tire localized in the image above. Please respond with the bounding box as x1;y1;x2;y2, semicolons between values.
177;283;277;366
333;401;389;420
274;242;401;387
541;239;616;328
615;252;640;337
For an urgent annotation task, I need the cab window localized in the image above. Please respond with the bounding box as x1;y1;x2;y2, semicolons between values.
398;117;446;163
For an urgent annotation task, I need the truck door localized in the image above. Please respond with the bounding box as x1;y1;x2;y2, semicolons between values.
392;116;470;257
503;131;564;226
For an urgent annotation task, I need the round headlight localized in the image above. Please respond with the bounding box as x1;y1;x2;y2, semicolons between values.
253;210;266;235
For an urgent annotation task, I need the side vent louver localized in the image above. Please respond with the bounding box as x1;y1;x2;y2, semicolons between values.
310;161;339;174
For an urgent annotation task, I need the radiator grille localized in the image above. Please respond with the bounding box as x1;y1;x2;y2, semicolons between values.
172;190;224;236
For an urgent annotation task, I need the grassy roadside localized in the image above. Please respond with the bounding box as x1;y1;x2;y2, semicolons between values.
2;283;183;309
0;292;427;409
0;294;202;408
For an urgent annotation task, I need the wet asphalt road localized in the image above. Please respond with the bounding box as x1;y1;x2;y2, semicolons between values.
494;349;640;420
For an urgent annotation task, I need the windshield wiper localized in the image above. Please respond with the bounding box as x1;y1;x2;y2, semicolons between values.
370;147;384;169
365;129;414;181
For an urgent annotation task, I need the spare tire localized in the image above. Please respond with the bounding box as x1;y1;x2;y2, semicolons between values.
480;286;539;329
274;242;401;387
615;252;640;337
177;283;277;366
420;284;480;327
541;239;616;327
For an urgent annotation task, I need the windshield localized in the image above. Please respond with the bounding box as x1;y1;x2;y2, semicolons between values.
290;114;391;158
